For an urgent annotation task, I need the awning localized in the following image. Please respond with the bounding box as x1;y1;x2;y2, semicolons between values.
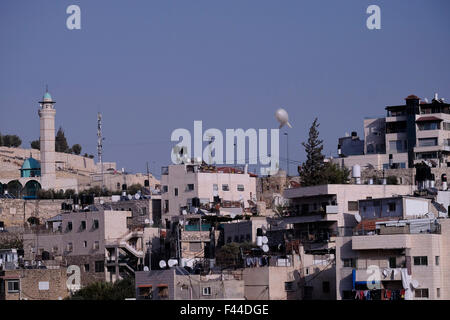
416;116;442;122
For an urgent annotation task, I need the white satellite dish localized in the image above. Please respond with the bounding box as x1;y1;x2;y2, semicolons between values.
127;194;133;200
355;214;362;223
100;200;104;205
186;260;194;268
230;213;236;219
144;219;150;224
159;260;167;269
262;244;269;253
168;259;178;267
411;280;419;289
134;193;140;200
262;236;268;244
143;266;149;271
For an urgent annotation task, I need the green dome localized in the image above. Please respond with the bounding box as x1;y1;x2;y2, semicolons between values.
43;92;52;100
21;157;41;170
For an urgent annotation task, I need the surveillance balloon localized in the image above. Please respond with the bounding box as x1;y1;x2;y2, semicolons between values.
275;108;292;129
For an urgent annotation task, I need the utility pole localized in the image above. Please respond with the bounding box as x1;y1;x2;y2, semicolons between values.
146;161;151;193
97;113;104;192
284;132;289;176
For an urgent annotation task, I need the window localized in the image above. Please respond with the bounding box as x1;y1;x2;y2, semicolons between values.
162;186;168;193
186;184;194;191
164;200;169;213
138;286;153;300
93;241;100;250
222;184;229;191
83;241;87;248
227;237;232;243
174;188;178;196
348;201;358;211
285;281;295;292
343;258;356;268
389;257;397;268
116;182;120;190
418;138;438;147
202;287;212;296
415;288;429;298
389;140;407;153
80;220;86;231
189;242;202;252
237;184;245;192
67;242;73;252
437;288;441;298
67;221;73;231
435;256;440;266
322;281;330;293
213;184;218;191
388;203;396;212
7;280;19;293
95;260;104;273
158;286;169;299
84;264;90;272
93;219;99;230
413;256;428;266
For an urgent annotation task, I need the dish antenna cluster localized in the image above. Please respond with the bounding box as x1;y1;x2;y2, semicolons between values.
159;259;178;269
256;228;269;253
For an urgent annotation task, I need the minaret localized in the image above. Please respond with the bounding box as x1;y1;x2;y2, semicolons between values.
38;87;56;190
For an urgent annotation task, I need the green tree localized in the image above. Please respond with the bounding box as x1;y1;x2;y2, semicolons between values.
298;118;325;186
30;140;40;150
298;118;349;186
68;278;135;300
72;144;82;155
127;183;143;195
55;127;69;153
1;134;22;148
216;242;255;268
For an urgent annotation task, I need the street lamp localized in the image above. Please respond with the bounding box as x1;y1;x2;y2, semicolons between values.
284;132;289;176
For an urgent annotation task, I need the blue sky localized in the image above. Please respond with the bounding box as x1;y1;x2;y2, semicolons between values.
1;0;449;177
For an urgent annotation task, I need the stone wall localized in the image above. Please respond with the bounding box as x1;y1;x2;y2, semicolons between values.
0;199;69;227
1;268;69;300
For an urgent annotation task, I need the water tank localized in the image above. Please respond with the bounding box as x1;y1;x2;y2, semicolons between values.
352;165;361;178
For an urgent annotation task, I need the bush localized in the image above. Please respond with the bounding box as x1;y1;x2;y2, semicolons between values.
68;278;135;300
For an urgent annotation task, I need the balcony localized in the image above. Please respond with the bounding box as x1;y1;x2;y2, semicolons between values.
414;144;450;153
354;267;403;282
325;205;338;214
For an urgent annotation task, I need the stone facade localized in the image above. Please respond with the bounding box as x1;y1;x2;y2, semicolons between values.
0;268;69;300
0;198;70;227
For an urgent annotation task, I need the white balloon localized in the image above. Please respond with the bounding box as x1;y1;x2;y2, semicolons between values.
275;108;292;129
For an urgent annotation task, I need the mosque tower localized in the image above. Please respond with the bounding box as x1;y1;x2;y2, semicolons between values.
38;87;56;189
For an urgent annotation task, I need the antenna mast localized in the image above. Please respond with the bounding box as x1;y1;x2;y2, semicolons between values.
97;112;104;191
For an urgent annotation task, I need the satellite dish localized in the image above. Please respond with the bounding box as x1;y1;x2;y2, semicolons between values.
411;280;419;289
355;214;362;223
134;193;140;200
262;244;269;253
168;259;178;267
262;236;268;244
159;260;167;269
144;219;150;224
230;213;236;219
186;260;194;268
127;194;133;200
100;200;104;205
143;266;149;271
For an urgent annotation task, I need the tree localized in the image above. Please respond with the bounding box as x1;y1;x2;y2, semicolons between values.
68;278;135;300
215;242;255;269
298;118;325;186
55;127;69;153
30;140;40;150
127;184;143;195
0;134;21;148
298;118;349;186
72;144;82;155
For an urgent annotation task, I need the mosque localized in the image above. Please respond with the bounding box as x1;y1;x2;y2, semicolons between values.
0;90;79;199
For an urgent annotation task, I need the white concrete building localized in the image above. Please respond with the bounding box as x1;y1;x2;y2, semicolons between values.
160;162;257;217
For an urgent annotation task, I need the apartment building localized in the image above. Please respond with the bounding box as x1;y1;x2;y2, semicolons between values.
335;93;450;170
22;207;145;286
160;162;257;218
135;267;244;300
336;195;450;300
